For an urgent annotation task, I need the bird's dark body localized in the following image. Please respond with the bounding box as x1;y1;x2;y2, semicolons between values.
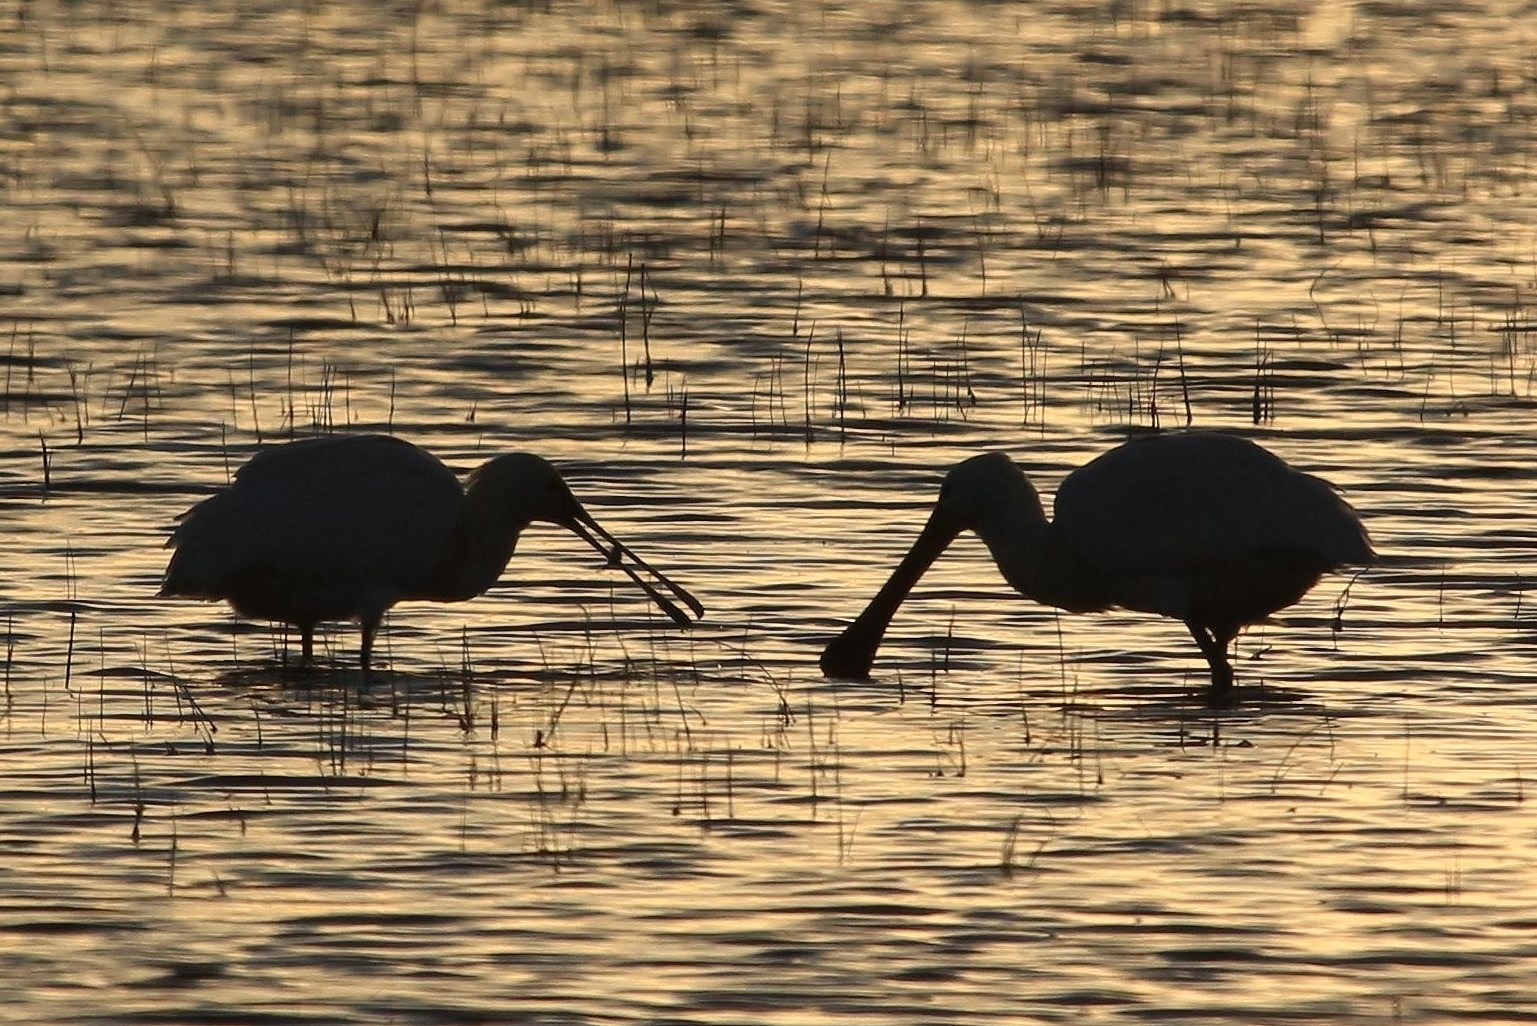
162;436;464;622
1055;432;1372;579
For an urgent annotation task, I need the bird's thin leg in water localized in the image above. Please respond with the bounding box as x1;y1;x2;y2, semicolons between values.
300;624;315;666
1185;621;1234;692
359;617;379;680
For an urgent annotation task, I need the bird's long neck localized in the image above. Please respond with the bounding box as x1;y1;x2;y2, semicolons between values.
421;486;533;602
970;490;1110;615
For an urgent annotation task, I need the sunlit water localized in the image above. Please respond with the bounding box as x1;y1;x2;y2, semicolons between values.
4;1;1537;1022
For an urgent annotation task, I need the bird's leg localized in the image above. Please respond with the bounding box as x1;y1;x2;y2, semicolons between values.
359;616;379;682
299;623;315;667
1185;621;1234;694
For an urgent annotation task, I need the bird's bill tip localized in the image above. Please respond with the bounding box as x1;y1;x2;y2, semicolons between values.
566;511;705;624
818;633;877;680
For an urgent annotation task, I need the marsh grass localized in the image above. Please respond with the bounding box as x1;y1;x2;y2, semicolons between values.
4;3;1537;1018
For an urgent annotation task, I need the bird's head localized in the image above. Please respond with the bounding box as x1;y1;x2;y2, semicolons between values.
469;452;584;527
935;451;1044;530
820;451;1038;681
467;452;704;626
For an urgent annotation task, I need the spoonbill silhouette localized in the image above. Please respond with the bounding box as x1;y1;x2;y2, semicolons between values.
819;432;1373;694
161;434;703;675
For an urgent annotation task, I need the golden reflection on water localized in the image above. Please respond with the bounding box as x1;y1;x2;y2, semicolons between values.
4;0;1537;1022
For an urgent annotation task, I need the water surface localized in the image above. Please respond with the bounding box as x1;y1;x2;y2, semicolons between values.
4;1;1537;1022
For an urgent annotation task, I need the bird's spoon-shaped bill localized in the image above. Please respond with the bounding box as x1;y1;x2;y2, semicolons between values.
819;507;960;679
567;507;704;626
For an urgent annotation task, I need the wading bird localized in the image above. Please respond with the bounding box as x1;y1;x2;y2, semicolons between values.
161;434;703;675
819;432;1373;695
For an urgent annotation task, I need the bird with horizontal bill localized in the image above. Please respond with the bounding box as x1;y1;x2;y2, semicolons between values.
819;432;1373;695
160;434;703;676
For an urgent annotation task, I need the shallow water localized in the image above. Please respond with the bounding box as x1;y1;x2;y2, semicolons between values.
4;0;1537;1022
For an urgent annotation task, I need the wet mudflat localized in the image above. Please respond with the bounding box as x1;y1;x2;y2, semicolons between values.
4;1;1537;1022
